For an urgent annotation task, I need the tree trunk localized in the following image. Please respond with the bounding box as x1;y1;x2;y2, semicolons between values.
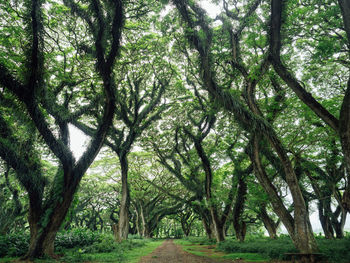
251;136;318;253
331;206;347;238
259;206;278;239
24;181;77;259
134;205;141;236
118;153;130;242
193;138;226;242
318;201;335;239
211;210;225;242
202;217;214;239
112;224;119;241
339;79;350;213
232;176;247;242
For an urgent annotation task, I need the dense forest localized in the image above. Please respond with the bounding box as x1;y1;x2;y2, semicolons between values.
0;0;350;262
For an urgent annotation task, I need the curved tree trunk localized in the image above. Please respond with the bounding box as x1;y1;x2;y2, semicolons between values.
251;136;317;253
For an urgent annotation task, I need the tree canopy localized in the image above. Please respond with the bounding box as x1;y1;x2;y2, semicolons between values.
0;0;349;259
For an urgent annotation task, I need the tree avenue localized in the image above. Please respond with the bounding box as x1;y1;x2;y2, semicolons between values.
0;0;349;261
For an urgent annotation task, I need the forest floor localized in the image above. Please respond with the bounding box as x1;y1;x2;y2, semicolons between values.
137;239;289;263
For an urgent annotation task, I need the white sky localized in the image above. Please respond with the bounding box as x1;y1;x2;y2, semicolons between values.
69;124;89;159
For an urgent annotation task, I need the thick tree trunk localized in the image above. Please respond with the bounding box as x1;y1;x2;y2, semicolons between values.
211;211;225;242
259;206;278;239
333;221;345;239
331;206;347;239
24;181;77;259
181;220;192;237
118;154;130;242
318;201;335;239
202;217;214;239
193;138;226;242
251;137;318;253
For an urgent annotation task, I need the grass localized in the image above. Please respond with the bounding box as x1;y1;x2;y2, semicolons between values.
223;253;269;262
174;239;269;262
216;236;350;262
0;257;15;262
123;240;163;263
0;239;164;263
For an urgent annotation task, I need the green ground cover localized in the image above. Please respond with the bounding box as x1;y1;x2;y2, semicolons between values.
0;230;163;262
175;239;269;262
176;236;350;263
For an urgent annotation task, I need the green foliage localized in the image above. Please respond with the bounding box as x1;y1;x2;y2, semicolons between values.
183;236;216;245
217;236;350;262
0;229;152;260
222;253;268;262
0;231;29;257
55;229;99;251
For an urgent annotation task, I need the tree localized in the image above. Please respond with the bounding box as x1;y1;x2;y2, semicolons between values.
128;152;183;238
0;0;122;258
268;0;350;212
170;0;318;253
0;163;26;235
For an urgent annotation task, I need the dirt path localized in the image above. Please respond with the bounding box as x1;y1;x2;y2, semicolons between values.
138;239;238;263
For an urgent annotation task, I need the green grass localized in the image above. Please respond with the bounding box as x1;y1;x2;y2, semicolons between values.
217;236;350;263
180;245;207;257
0;239;164;263
123;240;163;263
174;239;269;262
0;257;15;262
223;253;269;262
173;239;193;246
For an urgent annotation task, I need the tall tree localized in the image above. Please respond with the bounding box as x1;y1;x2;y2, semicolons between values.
0;0;122;258
268;0;350;212
170;0;318;253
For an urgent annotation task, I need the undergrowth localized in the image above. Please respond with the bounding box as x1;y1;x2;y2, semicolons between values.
0;229;150;261
216;236;350;262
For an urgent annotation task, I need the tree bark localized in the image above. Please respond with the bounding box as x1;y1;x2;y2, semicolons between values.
259;206;278;239
24;176;78;259
118;153;130;242
318;201;334;239
269;0;350;213
339;80;350;212
251;136;318;253
202;217;214;239
232;176;247;242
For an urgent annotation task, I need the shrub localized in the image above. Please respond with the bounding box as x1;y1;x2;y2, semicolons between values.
55;228;99;250
184;236;216;245
0;231;29;257
217;237;297;260
217;236;350;262
0;229;153;261
317;238;350;262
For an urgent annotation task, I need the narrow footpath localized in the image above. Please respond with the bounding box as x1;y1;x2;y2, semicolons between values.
138;239;236;263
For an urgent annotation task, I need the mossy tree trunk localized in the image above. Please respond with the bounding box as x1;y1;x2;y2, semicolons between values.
0;0;122;258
